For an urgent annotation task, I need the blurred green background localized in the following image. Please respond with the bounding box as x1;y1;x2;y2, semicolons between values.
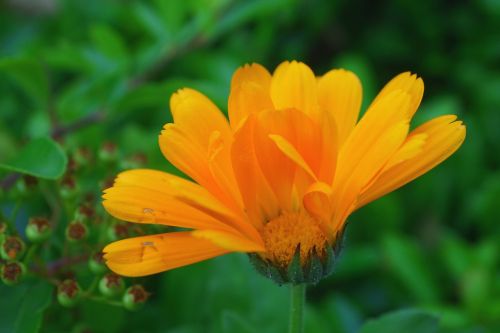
0;0;499;332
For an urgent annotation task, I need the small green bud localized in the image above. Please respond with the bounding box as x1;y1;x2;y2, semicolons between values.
25;217;52;243
15;175;38;196
99;273;125;297
106;223;129;242
72;147;92;170
98;142;117;163
0;222;7;234
120;153;147;169
1;236;26;260
122;285;149;311
88;251;107;274
1;261;26;285
74;204;95;222
60;174;79;199
57;279;81;307
66;221;88;243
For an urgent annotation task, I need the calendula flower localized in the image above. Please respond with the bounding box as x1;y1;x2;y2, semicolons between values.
102;61;465;284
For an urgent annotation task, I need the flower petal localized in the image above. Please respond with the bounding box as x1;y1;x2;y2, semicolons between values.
231;115;279;223
160;89;243;213
356;115;466;208
270;61;319;120
192;229;265;252
331;90;412;229
103;232;229;277
370;72;424;118
231;63;271;90
102;169;242;233
317;69;362;146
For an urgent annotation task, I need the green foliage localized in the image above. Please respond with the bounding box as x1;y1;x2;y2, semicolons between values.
0;0;498;332
0;137;67;179
359;309;439;333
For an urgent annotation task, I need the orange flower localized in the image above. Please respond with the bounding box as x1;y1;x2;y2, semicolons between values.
102;61;465;282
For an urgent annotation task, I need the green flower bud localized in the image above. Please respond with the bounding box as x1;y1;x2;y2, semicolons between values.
120;153;147;169
88;251;107;274
1;261;26;285
65;221;88;243
98;142;117;163
1;236;26;260
122;285;149;311
25;217;52;243
60;174;79;199
99;273;125;297
72;147;92;170
74;204;95;222
0;222;7;234
57;279;81;307
106;223;129;242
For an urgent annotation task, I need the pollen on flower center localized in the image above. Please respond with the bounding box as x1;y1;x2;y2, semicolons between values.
262;211;328;268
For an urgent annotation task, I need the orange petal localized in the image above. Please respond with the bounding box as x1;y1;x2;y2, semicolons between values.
169;88;232;149
253;109;322;209
159;124;243;218
356;115;466;208
103;232;229;277
370;72;424;118
317;69;362;146
102;169;243;234
161;89;243;213
270;61;319;121
231;115;279;223
269;134;317;181
192;229;265;252
303;182;334;236
231;63;271;90
331;90;412;229
228;82;274;131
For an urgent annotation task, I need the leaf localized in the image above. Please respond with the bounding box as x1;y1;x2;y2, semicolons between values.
381;234;440;303
221;310;257;333
359;309;439;333
0;57;49;106
0;137;67;179
0;281;53;333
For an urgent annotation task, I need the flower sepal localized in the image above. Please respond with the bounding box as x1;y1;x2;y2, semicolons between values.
249;238;342;285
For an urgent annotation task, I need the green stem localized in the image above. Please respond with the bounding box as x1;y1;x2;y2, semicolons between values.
288;284;306;333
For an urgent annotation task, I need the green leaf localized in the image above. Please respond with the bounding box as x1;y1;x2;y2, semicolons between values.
0;281;53;333
222;310;257;333
381;234;440;303
359;309;439;333
0;57;49;106
0;137;67;179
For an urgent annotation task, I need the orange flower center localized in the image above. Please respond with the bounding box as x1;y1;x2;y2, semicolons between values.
261;211;328;268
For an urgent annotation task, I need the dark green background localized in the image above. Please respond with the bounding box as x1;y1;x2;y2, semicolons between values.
0;0;499;332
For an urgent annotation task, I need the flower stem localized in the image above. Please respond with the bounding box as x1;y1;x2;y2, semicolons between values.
288;283;306;333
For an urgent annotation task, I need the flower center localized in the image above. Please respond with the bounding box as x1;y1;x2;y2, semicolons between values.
262;211;328;268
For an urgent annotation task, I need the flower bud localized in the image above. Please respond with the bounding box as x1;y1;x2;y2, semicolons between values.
73;147;92;169
122;285;149;311
106;223;129;242
0;222;7;234
74;204;95;222
25;217;52;243
57;279;81;307
1;261;26;285
99;273;125;297
120;153;147;169
88;251;107;274
99;142;117;163
1;236;26;260
60;174;79;199
15;175;38;196
65;221;88;243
